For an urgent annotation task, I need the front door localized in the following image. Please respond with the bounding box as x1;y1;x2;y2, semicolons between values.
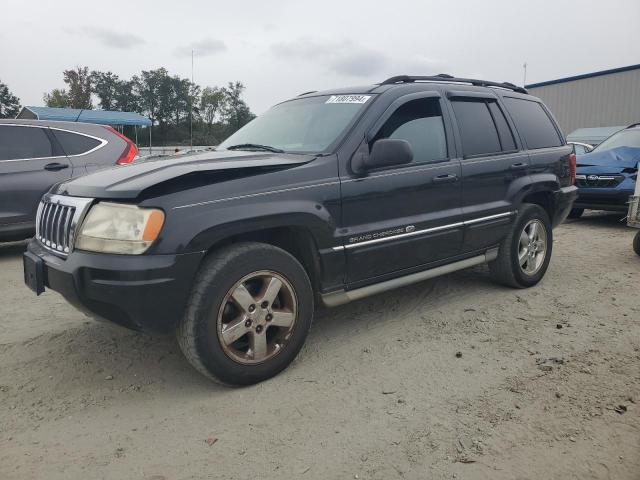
0;124;73;232
340;93;463;285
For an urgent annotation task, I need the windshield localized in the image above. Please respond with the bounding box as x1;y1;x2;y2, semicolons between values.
218;94;373;153
594;128;640;152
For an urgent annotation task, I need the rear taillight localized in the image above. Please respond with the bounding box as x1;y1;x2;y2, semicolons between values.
104;126;138;165
568;153;577;185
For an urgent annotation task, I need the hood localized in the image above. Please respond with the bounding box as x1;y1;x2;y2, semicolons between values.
576;146;640;170
55;150;316;199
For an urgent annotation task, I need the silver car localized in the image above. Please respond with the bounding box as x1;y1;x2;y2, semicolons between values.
0;119;138;241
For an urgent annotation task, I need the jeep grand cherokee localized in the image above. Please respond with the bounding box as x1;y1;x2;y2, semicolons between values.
24;75;577;385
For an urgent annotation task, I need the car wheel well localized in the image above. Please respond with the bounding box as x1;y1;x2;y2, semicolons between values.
521;191;554;220
206;227;321;291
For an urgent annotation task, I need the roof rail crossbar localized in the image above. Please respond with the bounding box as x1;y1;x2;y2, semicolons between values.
379;75;528;94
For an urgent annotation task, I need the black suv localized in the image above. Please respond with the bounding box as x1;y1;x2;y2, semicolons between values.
24;75;577;385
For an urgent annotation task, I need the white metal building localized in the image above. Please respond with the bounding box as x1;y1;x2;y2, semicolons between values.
526;64;640;136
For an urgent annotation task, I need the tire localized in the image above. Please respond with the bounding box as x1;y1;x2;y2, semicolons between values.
634;232;640;257
489;204;553;288
568;208;584;219
177;242;314;386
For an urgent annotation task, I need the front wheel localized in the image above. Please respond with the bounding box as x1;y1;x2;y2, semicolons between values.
490;204;553;288
177;242;314;385
634;231;640;256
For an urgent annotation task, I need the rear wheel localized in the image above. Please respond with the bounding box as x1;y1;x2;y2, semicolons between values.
490;204;553;288
177;242;314;385
633;231;640;256
568;208;584;219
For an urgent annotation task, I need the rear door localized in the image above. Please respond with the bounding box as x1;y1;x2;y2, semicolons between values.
446;92;526;252
340;92;463;285
0;124;72;230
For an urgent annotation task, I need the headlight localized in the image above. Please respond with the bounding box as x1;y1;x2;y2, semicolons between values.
75;202;165;254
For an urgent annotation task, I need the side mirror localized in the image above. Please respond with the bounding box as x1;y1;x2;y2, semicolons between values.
366;139;413;170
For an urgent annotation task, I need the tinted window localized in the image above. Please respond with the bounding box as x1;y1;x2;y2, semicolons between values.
451;99;501;156
0;125;53;160
502;97;562;149
52;130;102;155
372;98;447;163
488;101;516;151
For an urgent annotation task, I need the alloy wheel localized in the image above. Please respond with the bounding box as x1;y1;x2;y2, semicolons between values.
217;270;298;365
518;219;547;276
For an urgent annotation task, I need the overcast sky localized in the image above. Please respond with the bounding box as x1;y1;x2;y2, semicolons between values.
2;0;639;115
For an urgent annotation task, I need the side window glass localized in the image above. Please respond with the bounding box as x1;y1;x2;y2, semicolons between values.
488;101;516;151
450;99;501;157
52;130;102;156
372;97;447;164
0;125;53;160
502;97;562;149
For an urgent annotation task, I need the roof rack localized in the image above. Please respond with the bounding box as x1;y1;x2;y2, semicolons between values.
380;74;528;94
298;90;317;96
626;123;640;129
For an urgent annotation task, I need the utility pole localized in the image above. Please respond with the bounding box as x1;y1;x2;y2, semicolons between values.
190;49;194;151
523;62;528;87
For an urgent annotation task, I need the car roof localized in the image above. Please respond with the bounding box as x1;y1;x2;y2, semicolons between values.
293;75;536;104
0;118;111;135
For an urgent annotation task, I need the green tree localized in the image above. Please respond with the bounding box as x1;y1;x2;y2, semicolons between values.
136;68;169;125
63;66;92;109
43;88;71;108
91;70;119;110
200;86;225;130
0;80;21;118
222;81;254;132
114;79;139;112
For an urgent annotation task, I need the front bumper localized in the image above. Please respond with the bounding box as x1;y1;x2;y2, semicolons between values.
552;185;579;227
574;188;634;213
26;240;205;333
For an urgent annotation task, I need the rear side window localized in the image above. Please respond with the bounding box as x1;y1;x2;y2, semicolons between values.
52;130;102;156
372;97;447;163
502;97;562;149
0;125;53;160
450;99;501;157
487;102;516;151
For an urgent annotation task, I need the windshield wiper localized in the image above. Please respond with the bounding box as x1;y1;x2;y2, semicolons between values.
226;143;284;153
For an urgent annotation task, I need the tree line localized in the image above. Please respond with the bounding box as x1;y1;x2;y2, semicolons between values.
0;67;256;146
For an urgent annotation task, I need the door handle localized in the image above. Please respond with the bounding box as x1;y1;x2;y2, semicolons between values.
432;174;458;184
509;162;528;171
44;162;69;171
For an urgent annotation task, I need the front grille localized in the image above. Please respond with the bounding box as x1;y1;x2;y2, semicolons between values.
576;174;623;188
37;202;75;253
36;194;94;256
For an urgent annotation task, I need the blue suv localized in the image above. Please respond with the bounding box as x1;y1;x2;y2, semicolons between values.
571;124;640;218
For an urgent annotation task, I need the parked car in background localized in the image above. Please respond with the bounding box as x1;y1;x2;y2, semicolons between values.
568;141;593;155
570;123;640;218
566;126;625;147
23;75;577;385
0;120;138;241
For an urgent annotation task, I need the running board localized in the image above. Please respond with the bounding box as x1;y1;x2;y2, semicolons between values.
321;248;499;307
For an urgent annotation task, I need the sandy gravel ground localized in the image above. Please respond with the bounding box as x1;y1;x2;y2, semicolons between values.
1;212;639;480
